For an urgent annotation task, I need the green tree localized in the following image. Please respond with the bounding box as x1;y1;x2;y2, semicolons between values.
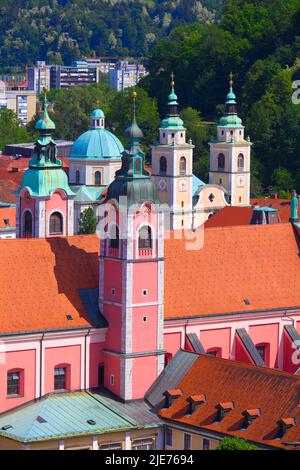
216;437;258;450
78;207;97;235
272;167;295;193
0;108;34;151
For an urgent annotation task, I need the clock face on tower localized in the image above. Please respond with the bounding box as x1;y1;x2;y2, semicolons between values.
179;179;187;192
237;175;245;187
158;178;167;192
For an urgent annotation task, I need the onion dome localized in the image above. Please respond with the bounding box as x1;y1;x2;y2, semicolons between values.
160;74;185;130
35;93;56;131
219;73;243;128
104;92;159;206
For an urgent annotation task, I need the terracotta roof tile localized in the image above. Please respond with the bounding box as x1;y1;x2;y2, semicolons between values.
159;354;300;448
0;236;100;334
0;206;16;228
164;224;300;319
1;223;300;332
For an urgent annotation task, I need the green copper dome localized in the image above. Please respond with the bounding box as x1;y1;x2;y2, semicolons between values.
219;75;243;128
160;80;186;131
35;94;56;130
19;93;75;198
105;100;159;206
20;167;75;197
70;110;124;160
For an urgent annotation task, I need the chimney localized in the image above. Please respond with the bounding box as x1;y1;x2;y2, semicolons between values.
186;395;206;415
163;389;182;409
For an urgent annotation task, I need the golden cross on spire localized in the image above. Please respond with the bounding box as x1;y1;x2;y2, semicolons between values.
171;72;175;88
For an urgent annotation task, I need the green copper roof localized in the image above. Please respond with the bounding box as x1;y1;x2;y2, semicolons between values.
20;167;75;197
219;75;243;128
72;185;105;203
0;391;160;443
70;110;124;160
35;94;55;131
160;81;186;131
105;103;159;206
19;93;74;197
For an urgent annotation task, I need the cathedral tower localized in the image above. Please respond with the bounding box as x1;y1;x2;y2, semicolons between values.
16;93;75;238
209;74;252;206
151;76;194;230
99;93;165;401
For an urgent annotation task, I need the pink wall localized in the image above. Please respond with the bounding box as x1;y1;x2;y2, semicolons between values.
249;323;279;368
44;345;81;394
132;263;158;304
132;306;158;352
235;333;255;365
200;328;231;359
103;304;122;351
104;353;121;397
45;191;67;237
103;259;123;304
89;343;105;389
0;349;36;412
164;332;182;357
131;355;158;400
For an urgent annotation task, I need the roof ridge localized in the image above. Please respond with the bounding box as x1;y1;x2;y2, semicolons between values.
86;391;138;427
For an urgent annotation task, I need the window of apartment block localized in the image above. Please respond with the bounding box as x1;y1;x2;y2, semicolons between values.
183;433;191;450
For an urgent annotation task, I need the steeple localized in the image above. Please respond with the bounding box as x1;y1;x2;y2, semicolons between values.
30;91;61;169
219;73;243;127
105;91;158;205
17;90;75;238
160;73;185;131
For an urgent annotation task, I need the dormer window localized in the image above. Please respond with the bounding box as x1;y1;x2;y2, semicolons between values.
163;389;182;409
215;402;234;422
277;418;296;438
241;408;261;429
186;395;206;415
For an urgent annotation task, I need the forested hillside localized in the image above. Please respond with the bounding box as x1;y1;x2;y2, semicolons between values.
0;0;223;70
143;0;300;194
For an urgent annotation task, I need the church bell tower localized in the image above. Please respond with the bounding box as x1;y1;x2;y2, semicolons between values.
209;74;252;206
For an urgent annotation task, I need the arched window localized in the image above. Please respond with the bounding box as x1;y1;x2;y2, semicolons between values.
23;210;32;236
179;157;186;176
159;156;167;175
54;365;70;391
94;171;101;186
109;225;119;249
135;158;141;173
7;369;24;396
138;225;152;250
238;153;244;170
75;170;80;185
49;212;63;235
218;153;225;170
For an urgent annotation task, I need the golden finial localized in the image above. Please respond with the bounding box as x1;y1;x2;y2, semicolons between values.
132;89;137;101
229;72;233;88
42;86;48;94
171;72;175;89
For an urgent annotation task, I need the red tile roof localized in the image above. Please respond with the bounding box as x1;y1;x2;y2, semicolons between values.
205;206;254;228
0;206;16;228
159;353;300;449
0;236;100;334
164;223;300;319
1;223;300;333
